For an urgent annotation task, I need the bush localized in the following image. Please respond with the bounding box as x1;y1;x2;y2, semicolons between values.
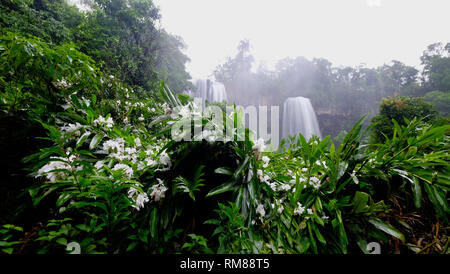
370;96;439;143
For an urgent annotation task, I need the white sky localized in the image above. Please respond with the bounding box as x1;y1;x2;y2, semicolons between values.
153;0;450;79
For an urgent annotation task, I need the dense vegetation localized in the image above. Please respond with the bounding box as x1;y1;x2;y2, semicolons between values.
0;0;449;254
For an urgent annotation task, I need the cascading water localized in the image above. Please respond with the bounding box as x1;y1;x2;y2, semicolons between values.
208;82;227;103
282;97;322;141
186;79;228;106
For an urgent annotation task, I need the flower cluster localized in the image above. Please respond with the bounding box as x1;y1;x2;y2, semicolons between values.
309;176;321;189
36;156;74;182
256;203;266;218
293;202;305;216
271;199;284;214
128;187;149;211
112;163;134;178
150;179;168;202
60;122;83;136
261;155;270;168
252;138;266;153
93;115;114;128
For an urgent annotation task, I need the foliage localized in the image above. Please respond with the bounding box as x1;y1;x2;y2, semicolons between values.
424;90;450;116
74;0;191;93
420;42;450;92
370;96;439;143
1;73;449;254
0;0;76;44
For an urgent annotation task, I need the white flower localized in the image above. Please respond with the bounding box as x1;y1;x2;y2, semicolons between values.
322;214;329;220
53;78;71;89
62;102;71;110
128;187;149;211
60;122;82;134
124;117;129;124
277;204;284;214
145;148;154;156
307;208;313;215
279;184;291;191
268;182;277;191
252;138;266;153
301;168;308;172
309;176;321;189
138;115;145;121
134;192;149;209
294;202;305;216
257;169;264;178
103;138;125;153
158;151;171;167
276;199;284;214
145;158;157;167
177;105;191;119
112;163;133;178
67;154;77;163
137;162;145;171
277;203;284;214
36;157;72;182
256;204;265;217
93;115;114;128
261;155;270;168
124;147;138;163
134;137;141;147
94;160;104;170
150;179;168;202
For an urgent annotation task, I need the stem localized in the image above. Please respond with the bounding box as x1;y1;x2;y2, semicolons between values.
416;240;436;254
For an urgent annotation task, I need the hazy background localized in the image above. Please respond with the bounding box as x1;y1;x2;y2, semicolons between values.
153;0;450;79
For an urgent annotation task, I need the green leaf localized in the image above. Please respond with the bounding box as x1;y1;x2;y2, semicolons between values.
206;182;236;197
411;177;422;209
311;223;326;245
352;191;370;214
56;238;67;246
126;242;138;252
76;131;91;148
150;208;158;240
89;133;104;150
368;218;405;243
214;167;232;175
307;223;318;254
2;248;14;254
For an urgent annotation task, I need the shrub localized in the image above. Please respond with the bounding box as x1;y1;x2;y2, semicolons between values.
370;96;438;143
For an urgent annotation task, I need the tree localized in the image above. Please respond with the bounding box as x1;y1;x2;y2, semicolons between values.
370;96;439;143
424;90;450;116
420;42;450;92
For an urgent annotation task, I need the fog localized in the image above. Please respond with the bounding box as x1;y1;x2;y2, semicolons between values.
154;0;450;79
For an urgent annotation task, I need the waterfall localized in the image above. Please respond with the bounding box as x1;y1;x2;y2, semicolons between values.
282;97;322;141
186;79;228;106
209;82;227;103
